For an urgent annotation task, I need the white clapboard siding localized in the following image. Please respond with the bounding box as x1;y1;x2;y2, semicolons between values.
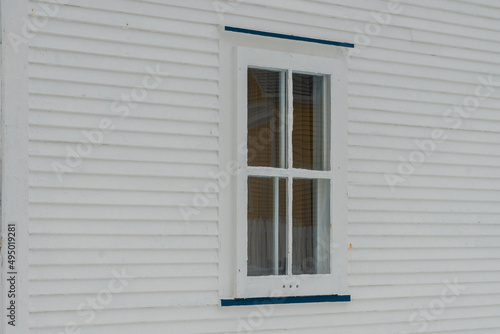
24;0;500;333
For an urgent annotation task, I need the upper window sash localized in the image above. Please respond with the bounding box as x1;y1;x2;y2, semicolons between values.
247;68;331;173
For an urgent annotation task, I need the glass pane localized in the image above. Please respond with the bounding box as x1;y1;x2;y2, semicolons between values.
292;73;330;171
248;68;286;168
292;179;330;275
248;177;287;276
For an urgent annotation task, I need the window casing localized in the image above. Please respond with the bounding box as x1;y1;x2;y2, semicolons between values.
236;48;348;298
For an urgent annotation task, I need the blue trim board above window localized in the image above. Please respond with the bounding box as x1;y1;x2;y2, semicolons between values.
225;26;355;48
221;295;351;307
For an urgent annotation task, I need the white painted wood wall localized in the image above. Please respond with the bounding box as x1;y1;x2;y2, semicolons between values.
4;0;500;333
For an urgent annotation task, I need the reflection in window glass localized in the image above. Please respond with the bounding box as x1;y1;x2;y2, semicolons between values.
292;73;330;171
248;177;287;276
292;178;330;275
247;68;286;168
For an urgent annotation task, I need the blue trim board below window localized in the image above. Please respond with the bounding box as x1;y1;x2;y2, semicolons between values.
224;26;355;49
221;295;351;307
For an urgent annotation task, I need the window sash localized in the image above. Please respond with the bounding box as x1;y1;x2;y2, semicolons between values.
247;68;331;278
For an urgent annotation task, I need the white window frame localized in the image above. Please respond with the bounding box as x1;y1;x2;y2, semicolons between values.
235;47;348;299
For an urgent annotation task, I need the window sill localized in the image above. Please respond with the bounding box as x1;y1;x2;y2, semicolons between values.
221;294;350;307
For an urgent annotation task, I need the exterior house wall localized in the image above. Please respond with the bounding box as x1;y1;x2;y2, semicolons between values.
1;0;500;333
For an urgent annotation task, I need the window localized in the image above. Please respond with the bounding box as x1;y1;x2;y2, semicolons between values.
235;48;348;298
